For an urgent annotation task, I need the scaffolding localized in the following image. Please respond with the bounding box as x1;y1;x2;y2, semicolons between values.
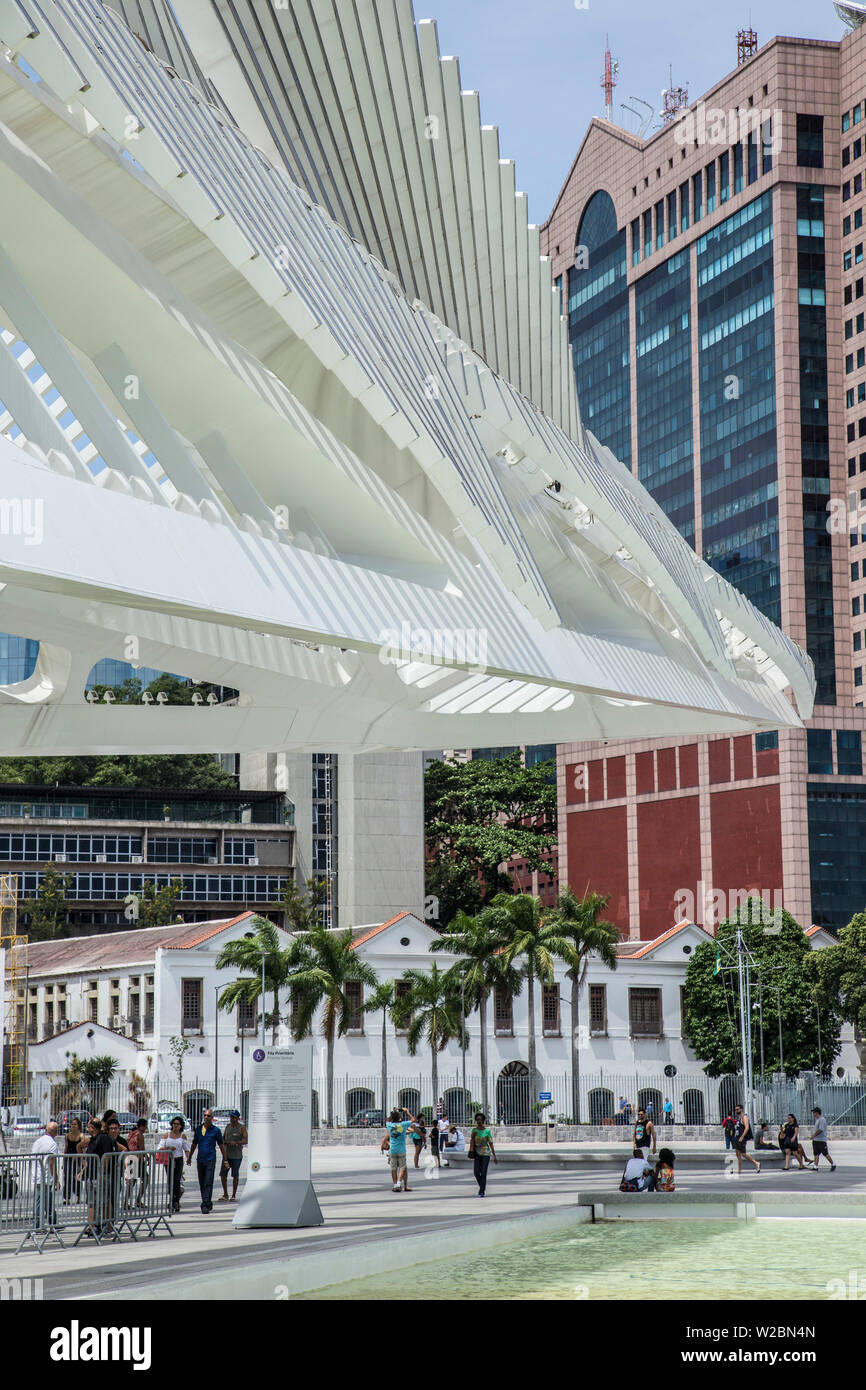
737;27;759;65
0;873;26;1106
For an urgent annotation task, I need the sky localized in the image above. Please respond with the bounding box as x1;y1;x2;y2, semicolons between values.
417;0;845;223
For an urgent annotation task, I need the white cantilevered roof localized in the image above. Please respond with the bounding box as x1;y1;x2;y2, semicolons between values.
0;0;814;756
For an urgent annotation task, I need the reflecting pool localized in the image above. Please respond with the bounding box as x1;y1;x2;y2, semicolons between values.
293;1219;866;1300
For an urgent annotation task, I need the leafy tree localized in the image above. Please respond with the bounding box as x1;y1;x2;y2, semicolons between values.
363;980;398;1118
216;916;293;1043
129;879;184;930
431;907;522;1117
279;876;329;932
493;892;567;1088
392;962;466;1106
23;865;72;941
806;913;866;1079
80;1055;118;1114
683;900;842;1079
286;926;379;1127
168;1036;195;1103
543;887;619;1122
424;752;557;926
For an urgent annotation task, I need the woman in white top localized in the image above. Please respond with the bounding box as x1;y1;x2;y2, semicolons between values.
157;1116;190;1213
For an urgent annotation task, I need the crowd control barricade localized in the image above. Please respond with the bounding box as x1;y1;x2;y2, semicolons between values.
0;1155;59;1255
67;1150;173;1246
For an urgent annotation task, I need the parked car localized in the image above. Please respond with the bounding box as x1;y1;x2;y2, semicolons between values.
148;1109;192;1135
211;1109;238;1129
347;1108;384;1128
55;1110;94;1135
12;1116;44;1137
113;1112;139;1136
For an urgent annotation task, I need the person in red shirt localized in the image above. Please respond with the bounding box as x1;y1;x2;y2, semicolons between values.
125;1117;149;1207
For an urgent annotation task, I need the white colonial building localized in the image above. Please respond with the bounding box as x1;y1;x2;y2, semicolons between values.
8;910;861;1127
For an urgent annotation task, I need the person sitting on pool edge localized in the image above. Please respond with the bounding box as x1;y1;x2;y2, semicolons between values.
654;1148;676;1192
620;1149;655;1192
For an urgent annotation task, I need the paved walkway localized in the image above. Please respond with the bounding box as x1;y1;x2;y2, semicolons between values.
4;1144;865;1299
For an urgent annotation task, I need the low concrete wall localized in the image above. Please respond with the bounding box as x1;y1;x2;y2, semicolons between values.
309;1122;866;1145
311;1125;549;1145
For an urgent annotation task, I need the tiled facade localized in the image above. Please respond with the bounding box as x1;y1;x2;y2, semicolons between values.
542;31;866;936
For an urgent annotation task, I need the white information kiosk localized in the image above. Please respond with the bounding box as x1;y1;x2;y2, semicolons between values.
233;1042;323;1229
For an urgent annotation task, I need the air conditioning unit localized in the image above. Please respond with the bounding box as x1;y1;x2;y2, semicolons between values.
208;856;219;865
247;856;259;866
111;1014;123;1029
95;854;107;863
53;853;67;863
130;855;143;864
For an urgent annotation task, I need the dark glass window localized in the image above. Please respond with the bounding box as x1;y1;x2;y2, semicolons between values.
755;731;779;752
807;729;833;775
837;730;863;776
636;249;695;543
733;142;743;192
693;170;703;222
796;114;824;168
568;191;632;468
719;150;730;203
706;160;716;212
808;785;866;927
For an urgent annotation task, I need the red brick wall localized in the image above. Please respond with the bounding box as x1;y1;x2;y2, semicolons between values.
709;785;783;898
635;751;655;795
708;739;732;783
636;796;701;938
566;805;629;933
679;744;699;787
733;735;754;782
657;746;677;792
606;755;626;799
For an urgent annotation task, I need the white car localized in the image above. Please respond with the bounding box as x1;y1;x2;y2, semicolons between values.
148;1109;192;1136
12;1116;44;1137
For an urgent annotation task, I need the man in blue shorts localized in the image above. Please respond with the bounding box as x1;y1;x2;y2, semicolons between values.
385;1106;416;1192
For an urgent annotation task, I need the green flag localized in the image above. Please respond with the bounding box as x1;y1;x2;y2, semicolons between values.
713;948;721;977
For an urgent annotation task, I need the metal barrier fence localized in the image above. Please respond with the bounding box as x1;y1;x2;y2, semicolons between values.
15;1069;866;1130
0;1152;174;1255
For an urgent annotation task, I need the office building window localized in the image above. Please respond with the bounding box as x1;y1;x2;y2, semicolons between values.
807;729;834;775
838;730;863;776
797;114;824;168
706;160;716;212
679;180;689;232
762;118;773;174
719;150;729;202
494;986;514;1034
542;984;560;1035
181;978;203;1034
692;170;703;221
631;217;640;266
655;198;664;249
344;980;364;1033
733;141;743;192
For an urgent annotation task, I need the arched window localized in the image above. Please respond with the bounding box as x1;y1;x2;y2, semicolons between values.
589;1087;614;1125
683;1089;705;1125
345;1087;375;1123
496;1061;530;1125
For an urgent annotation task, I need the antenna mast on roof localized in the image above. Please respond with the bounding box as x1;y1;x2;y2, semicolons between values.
660;66;689;125
601;37;619;122
737;25;759;64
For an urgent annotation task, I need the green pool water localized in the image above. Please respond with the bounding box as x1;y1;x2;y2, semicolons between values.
293;1219;866;1300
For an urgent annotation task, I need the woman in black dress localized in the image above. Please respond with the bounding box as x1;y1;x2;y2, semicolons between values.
781;1114;810;1170
63;1117;84;1203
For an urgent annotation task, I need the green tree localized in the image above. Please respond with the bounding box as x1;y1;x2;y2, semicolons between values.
80;1055;118;1114
424;752;557;926
683;900;842;1078
286;926;379;1127
130;879;184;930
431;907;522;1117
215;916;293;1043
493;892;566;1090
363;980;398;1118
806;913;866;1080
24;865;72;941
392;962;466;1107
279;876;329;932
168;1036;195;1103
542;887;619;1122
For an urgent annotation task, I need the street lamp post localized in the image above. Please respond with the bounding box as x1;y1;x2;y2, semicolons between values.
775;987;784;1077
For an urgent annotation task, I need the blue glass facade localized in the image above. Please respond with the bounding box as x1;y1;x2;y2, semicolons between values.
567;191;631;466
797;184;836;705
697;193;779;623
635;250;695;542
0;635;38;684
808;785;866;928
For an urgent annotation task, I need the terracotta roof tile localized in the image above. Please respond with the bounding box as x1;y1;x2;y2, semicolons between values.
350;912;414;949
25;911;258;976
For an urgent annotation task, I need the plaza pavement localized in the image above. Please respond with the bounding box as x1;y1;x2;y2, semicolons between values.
3;1141;865;1300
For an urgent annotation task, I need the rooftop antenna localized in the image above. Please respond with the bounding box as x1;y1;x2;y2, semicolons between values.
601;37;619;122
660;66;689;125
737;24;759;64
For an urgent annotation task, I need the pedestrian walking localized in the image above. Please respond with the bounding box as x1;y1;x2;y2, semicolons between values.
468;1112;497;1197
632;1107;656;1159
722;1113;736;1150
663;1098;674;1126
158;1116;190;1213
410;1115;427;1169
438;1114;451;1166
428;1113;441;1168
617;1096;629;1127
810;1108;836;1172
780;1114;806;1170
385;1106;415;1192
188;1108;226;1213
32;1120;60;1230
219;1110;248;1201
63;1118;84;1204
732;1105;761;1175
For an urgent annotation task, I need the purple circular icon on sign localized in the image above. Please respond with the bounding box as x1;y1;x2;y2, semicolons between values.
252;1049;265;1062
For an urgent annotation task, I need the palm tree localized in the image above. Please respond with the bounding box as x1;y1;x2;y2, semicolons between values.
80;1055;118;1114
542;887;619;1122
286;925;379;1126
363;981;397;1117
492;893;563;1097
432;907;522;1117
215;915;293;1043
393;962;466;1105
